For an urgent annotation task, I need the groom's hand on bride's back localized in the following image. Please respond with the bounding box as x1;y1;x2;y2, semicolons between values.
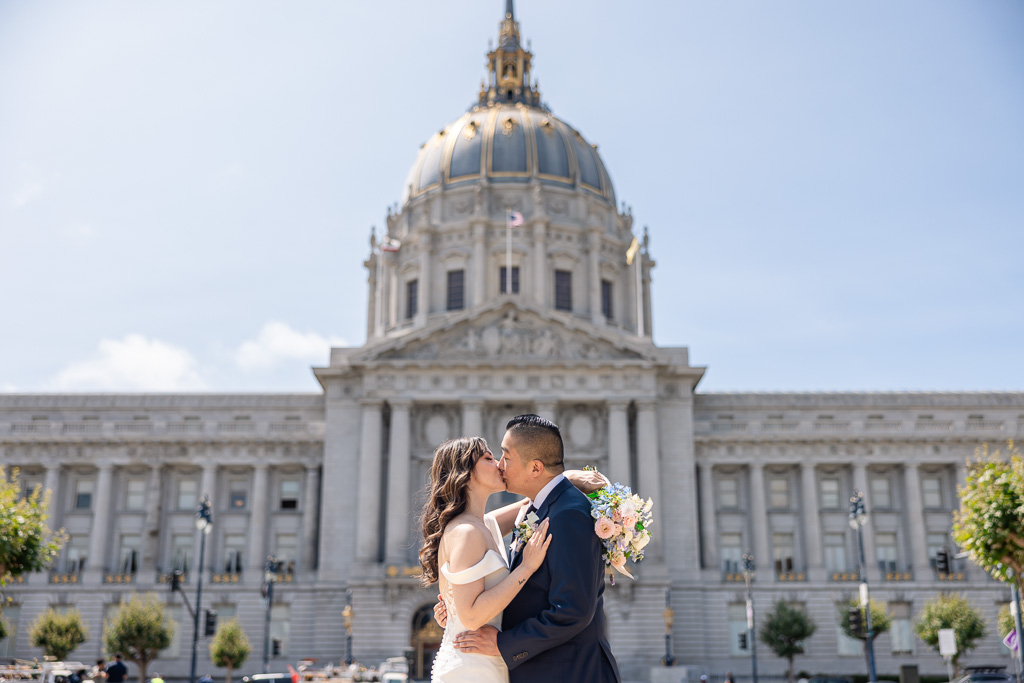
453;625;499;656
434;595;447;628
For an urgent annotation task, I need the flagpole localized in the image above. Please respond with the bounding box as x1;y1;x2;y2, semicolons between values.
505;207;512;294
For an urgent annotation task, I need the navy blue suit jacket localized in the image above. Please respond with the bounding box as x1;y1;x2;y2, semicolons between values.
497;477;621;682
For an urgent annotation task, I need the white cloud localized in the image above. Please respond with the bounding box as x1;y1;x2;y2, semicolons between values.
49;334;207;391
11;181;43;208
235;322;346;371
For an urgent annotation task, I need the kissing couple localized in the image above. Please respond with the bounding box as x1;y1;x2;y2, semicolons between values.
419;414;622;683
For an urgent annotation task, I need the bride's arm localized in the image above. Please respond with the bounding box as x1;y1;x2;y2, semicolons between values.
487;498;529;537
447;521;551;631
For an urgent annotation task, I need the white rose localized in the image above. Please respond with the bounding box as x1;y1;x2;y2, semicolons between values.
619;501;636;517
633;532;651;550
526;511;540;526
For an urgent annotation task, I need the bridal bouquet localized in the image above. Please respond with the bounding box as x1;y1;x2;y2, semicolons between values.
587;481;653;580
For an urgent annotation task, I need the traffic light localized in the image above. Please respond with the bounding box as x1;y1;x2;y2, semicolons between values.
848;607;863;635
935;549;950;574
737;632;747;650
170;570;182;593
272;638;282;657
204;609;217;636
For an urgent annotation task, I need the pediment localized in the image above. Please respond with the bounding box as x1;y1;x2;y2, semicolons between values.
362;303;653;364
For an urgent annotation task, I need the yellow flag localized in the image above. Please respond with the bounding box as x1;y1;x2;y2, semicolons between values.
625;236;640;265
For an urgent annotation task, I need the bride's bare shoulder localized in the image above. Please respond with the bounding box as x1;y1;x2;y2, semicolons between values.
442;516;490;571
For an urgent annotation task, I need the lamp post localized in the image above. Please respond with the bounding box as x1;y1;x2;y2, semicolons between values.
190;496;212;683
262;555;281;673
343;589;354;666
741;553;758;683
849;491;878;683
661;588;676;666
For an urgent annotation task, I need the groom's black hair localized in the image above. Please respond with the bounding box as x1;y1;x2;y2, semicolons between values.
505;414;564;473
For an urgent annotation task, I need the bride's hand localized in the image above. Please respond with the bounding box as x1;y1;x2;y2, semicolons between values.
521;519;552;573
565;468;610;494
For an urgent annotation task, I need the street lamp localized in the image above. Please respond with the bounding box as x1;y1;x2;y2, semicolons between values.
661;588;676;666
190;496;212;683
262;555;281;673
343;589;354;667
849;491;878;683
741;553;758;683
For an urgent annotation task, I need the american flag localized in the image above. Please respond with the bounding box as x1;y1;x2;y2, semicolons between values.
380;236;401;252
507;210;524;227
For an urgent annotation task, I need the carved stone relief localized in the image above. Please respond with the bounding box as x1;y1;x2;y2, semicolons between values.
414;404;460;452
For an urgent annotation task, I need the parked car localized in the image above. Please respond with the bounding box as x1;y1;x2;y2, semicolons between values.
807;677;851;683
241;673;298;683
957;670;1014;683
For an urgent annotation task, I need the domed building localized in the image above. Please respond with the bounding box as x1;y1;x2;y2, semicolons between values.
1;3;1021;682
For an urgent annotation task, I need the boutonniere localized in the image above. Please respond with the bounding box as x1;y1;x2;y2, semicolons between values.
509;510;541;554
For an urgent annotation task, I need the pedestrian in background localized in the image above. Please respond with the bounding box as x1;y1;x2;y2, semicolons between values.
105;655;127;683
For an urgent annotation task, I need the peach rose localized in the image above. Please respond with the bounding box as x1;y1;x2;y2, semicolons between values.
595;517;616;539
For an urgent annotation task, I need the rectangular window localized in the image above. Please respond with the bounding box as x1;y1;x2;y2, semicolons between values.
922;476;943;508
890;602;913;654
717;477;739;509
228;479;248;510
728;603;750;657
223;533;246;574
601;279;613;319
819;478;840;509
876;532;898;573
177;478;198;511
118;534;141;574
171;534;192;573
720;533;742;573
446;269;465;311
406;279;418;319
772;532;795;573
0;604;19;657
280;479;300;510
823;533;848;572
275;533;299;575
499;266;520;294
66;535;89;573
124;478;146;510
836;614;863;656
870;476;892;509
554;270;572;311
769;476;790;509
74;479;94;510
20;477;43;501
270;604;290;658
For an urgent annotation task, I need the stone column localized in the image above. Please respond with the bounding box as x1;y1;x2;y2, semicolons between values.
588;227;603;324
535;401;557;424
636;401;662;560
699;463;718;570
462;401;483;440
903;463;930;574
385;401;412;565
472;222;487;306
248;463;269;575
86;462;114;581
748;462;771;579
852;463;878;580
416;231;433;326
301;464;320;573
194;463;218;577
356;400;384;562
801;462;824;579
141;464;163;574
532;221;547;307
43;463;61;532
606;401;631;487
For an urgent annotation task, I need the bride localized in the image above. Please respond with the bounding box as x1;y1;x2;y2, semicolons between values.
418;436;604;683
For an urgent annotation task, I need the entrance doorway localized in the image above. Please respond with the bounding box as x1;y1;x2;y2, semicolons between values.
410;603;444;680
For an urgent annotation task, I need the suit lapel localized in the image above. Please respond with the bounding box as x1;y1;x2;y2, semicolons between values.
511;478;574;569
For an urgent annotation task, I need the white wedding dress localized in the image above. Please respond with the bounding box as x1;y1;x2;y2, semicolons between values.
432;516;510;683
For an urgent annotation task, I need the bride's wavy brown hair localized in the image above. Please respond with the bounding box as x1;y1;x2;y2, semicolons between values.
418;436;490;586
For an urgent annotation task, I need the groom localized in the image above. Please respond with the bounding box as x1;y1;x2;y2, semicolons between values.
453;414;621;682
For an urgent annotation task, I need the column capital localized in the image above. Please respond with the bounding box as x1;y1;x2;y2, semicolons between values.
360;398;386;409
388;399;414;410
606;399;630;411
635;398;658;411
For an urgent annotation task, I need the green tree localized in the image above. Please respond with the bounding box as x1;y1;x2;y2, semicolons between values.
29;608;88;660
837;598;891;677
760;600;817;683
0;466;65;585
997;604;1014;638
209;617;252;683
914;593;987;678
952;442;1024;597
103;594;174;683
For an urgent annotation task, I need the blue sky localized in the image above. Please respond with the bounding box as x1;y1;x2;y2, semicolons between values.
1;1;1022;392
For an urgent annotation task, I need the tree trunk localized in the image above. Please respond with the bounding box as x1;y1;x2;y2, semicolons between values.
787;656;795;683
227;664;233;683
138;661;147;683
